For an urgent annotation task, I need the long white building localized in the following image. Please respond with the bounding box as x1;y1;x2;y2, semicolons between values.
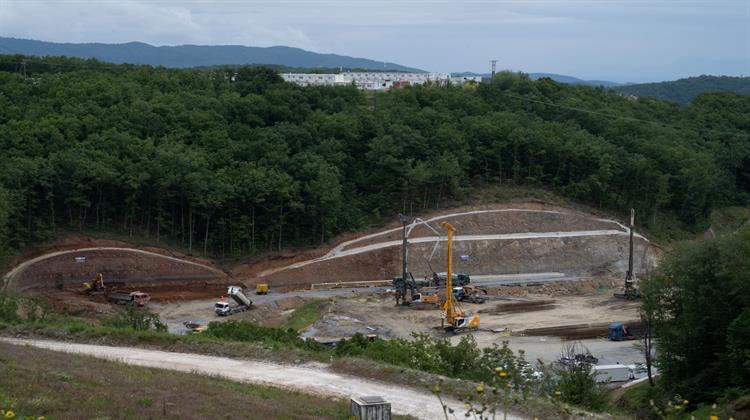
280;72;481;90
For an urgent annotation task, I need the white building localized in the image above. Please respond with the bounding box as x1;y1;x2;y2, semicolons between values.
280;72;480;90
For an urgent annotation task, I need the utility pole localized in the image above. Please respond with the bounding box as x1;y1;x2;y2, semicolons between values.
398;213;410;305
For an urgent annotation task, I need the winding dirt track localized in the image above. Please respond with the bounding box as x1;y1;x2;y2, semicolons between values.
260;208;645;277
0;338;524;420
1;247;225;289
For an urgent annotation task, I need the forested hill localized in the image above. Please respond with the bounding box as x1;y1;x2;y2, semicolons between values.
613;75;750;105
0;55;748;257
0;37;422;72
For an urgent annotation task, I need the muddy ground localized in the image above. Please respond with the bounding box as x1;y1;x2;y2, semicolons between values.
143;277;644;368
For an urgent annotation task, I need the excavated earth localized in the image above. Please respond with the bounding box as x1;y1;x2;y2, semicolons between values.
3;202;660;305
233;202;660;288
2;234;228;294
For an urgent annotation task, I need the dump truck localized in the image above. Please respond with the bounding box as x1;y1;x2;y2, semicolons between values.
107;291;151;307
214;286;252;316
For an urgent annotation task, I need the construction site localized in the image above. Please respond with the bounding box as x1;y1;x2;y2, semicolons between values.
2;201;659;371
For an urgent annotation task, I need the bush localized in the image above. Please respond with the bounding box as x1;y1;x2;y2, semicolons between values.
102;306;167;332
551;343;609;411
205;320;324;351
0;291;50;324
0;291;19;323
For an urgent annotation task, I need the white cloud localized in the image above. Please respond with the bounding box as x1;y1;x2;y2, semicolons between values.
0;0;746;81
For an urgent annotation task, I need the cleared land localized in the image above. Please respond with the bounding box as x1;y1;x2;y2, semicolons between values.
0;340;353;420
3;202;654;379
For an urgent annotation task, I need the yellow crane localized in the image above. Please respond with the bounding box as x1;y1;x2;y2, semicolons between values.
440;221;480;331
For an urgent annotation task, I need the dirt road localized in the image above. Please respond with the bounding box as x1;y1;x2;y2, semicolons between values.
2;246;225;289
0;338;523;419
260;208;647;277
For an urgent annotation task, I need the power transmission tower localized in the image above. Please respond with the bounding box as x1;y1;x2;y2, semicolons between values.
490;60;497;77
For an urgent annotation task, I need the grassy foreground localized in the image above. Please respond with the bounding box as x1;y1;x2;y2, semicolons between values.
0;341;351;420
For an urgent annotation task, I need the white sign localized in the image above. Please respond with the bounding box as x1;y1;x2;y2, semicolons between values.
75;256;86;263
460;255;470;262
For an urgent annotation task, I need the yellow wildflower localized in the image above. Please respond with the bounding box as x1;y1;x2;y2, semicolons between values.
710;416;718;420
475;383;485;394
3;410;14;419
499;371;508;378
554;391;561;397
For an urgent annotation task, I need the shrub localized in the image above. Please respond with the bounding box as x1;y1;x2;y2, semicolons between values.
102;306;166;332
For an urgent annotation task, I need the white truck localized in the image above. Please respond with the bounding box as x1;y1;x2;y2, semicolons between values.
214;286;252;316
593;364;635;383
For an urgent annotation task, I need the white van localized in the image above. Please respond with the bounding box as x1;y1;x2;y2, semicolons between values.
593;365;635;383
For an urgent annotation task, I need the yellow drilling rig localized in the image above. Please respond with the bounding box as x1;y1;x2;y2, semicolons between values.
440;221;480;332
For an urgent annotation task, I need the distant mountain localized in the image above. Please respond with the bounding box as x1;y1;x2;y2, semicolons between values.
0;37;423;72
612;75;750;105
452;71;620;87
528;73;621;87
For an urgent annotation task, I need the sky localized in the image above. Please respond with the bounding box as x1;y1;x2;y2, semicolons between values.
0;0;748;83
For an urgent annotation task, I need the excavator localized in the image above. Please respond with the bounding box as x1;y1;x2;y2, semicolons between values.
440;222;480;332
82;273;106;295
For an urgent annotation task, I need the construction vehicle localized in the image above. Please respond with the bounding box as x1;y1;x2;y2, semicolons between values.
256;283;269;295
440;221;480;332
82;273;106;295
214;285;252;316
453;284;487;304
436;272;472;287
411;291;439;304
183;321;207;334
615;209;641;299
392;273;432;305
607;323;635;341
107;291;151;307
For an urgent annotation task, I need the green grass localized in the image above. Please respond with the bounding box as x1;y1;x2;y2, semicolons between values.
0;341;352;420
282;299;329;331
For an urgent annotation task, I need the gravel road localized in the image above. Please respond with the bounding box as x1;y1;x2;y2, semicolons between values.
0;338;524;420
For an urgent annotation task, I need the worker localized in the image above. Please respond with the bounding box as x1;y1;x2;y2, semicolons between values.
433;272;439;287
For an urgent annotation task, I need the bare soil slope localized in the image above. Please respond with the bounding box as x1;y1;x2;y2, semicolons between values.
234;203;659;287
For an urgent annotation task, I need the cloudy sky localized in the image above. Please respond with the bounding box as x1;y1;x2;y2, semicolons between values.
0;0;748;82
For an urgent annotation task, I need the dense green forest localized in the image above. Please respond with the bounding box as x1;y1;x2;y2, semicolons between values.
613;75;750;105
0;55;748;257
638;224;750;411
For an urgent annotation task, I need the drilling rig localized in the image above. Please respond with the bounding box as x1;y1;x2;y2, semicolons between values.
615;208;641;299
440;221;480;331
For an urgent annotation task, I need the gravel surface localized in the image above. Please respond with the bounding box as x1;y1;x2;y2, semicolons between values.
0;338;525;420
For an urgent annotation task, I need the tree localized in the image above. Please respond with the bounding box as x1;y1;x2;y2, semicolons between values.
643;225;750;401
